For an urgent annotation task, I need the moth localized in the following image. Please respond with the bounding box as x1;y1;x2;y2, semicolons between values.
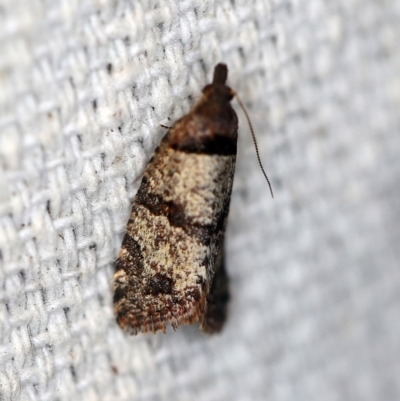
113;63;273;334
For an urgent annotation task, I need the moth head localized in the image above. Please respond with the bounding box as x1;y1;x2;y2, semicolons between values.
202;83;235;102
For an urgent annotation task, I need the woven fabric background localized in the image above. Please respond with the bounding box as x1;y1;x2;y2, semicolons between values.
1;0;400;400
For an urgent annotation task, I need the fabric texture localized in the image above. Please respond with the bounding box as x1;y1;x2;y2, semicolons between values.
1;1;400;400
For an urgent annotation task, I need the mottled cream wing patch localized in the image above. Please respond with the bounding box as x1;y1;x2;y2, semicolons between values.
127;206;208;287
118;207;208;330
145;143;236;226
114;142;236;334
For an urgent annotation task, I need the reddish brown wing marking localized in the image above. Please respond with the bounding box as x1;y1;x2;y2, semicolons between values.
113;64;237;334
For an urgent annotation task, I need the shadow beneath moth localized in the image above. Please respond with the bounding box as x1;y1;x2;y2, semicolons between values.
113;63;273;335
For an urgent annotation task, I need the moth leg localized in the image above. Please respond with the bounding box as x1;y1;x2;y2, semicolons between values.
201;244;230;334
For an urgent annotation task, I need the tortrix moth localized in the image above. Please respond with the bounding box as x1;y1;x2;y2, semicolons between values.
113;63;273;335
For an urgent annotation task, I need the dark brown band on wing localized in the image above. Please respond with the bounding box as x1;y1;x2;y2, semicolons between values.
117;235;144;273
135;178;215;245
170;134;237;155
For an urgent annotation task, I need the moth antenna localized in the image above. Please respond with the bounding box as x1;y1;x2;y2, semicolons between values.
233;92;274;198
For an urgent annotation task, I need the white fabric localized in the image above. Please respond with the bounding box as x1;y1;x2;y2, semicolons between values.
1;0;400;400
